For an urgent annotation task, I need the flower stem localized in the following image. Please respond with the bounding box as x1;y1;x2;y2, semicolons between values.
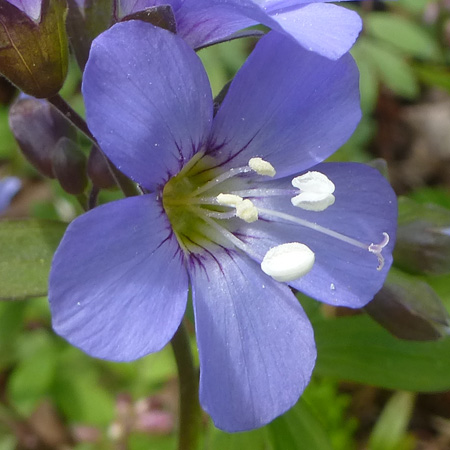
47;94;140;198
171;321;201;450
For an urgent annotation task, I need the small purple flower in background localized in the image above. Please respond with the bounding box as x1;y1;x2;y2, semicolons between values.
118;0;363;59
49;21;397;431
0;177;21;213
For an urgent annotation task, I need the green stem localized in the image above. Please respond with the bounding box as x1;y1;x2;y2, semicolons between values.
171;321;201;450
48;94;140;198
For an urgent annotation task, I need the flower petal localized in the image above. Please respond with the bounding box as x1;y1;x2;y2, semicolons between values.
175;0;257;49
209;32;361;179
191;249;316;431
82;21;213;190
240;163;397;308
7;0;41;21
176;0;361;56
268;3;362;60
49;194;189;361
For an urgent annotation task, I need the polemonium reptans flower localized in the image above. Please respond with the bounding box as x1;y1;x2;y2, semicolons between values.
5;0;41;21
118;0;363;59
49;21;397;431
0;176;21;213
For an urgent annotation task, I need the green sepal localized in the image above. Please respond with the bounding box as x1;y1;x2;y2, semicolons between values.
0;219;67;300
0;0;68;98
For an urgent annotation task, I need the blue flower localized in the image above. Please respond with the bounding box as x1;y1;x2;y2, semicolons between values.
0;176;21;213
49;21;397;431
5;0;42;21
118;0;363;59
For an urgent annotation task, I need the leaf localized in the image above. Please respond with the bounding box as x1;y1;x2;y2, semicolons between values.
8;331;58;415
314;314;450;392
365;13;441;61
268;400;333;450
0;219;67;300
208;425;271;450
368;391;416;450
53;350;115;426
358;38;419;99
414;63;450;95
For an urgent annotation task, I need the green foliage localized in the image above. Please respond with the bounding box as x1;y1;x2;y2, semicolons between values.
365;13;442;61
368;391;416;450
314;313;450;392
0;219;67;300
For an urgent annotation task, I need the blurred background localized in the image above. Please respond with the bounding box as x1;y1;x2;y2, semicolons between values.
1;0;450;448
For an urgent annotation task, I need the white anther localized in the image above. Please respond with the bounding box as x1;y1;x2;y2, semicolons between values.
261;242;315;282
368;232;390;271
291;171;335;211
236;199;258;223
248;157;276;177
216;193;243;207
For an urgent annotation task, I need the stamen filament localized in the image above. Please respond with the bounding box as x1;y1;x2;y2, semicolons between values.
205;210;237;220
257;207;368;250
200;215;260;260
228;188;297;198
194;166;251;196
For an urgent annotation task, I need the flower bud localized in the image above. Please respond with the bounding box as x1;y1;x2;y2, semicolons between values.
52;137;88;195
66;2;176;70
66;0;113;69
394;197;450;275
9;95;75;178
87;145;117;189
0;0;69;98
365;269;450;341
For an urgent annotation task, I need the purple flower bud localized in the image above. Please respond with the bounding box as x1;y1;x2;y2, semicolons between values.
9;96;75;178
52;137;88;195
394;198;450;275
87;145;116;189
366;269;450;341
0;0;68;97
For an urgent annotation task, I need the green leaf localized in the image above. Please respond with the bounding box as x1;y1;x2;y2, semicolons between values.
368;391;416;450
357;39;419;99
352;47;379;113
0;301;26;367
0;219;67;300
268;400;333;450
8;331;58;415
53;355;115;426
414;63;450;94
365;13;441;61
314;314;450;391
208;425;271;450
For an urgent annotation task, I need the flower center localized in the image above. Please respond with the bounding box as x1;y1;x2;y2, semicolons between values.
162;154;390;282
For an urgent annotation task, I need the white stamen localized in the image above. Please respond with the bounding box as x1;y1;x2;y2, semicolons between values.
368;232;390;271
248;157;276;177
216;193;243;207
291;171;335;211
236;199;258;223
261;242;315;282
